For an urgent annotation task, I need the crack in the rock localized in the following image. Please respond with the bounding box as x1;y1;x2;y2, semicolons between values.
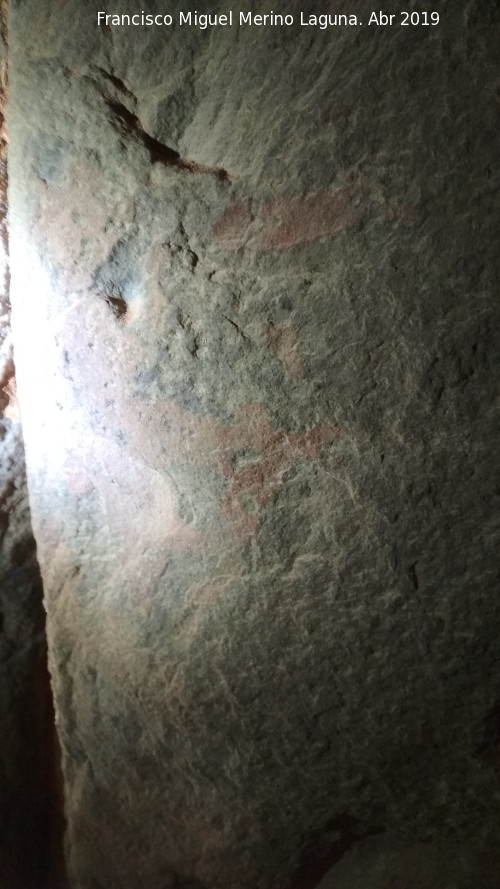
93;66;137;103
106;97;229;181
222;315;249;340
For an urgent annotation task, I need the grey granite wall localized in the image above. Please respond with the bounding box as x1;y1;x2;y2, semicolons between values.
8;1;500;887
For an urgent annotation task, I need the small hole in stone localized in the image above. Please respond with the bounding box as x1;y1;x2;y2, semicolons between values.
104;294;128;320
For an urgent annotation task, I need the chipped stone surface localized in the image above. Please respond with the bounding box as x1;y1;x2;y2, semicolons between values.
7;1;500;887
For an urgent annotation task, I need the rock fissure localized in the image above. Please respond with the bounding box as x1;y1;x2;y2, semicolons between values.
105;96;230;180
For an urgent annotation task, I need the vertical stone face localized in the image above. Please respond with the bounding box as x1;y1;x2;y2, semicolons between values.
8;1;500;887
0;3;63;886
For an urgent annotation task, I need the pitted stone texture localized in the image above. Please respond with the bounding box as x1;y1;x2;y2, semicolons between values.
8;1;500;888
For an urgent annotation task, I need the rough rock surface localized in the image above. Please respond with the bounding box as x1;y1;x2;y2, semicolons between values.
0;4;64;885
8;0;500;887
316;831;500;889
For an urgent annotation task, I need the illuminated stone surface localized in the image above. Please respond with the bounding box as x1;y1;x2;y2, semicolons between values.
0;5;64;885
8;1;500;887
